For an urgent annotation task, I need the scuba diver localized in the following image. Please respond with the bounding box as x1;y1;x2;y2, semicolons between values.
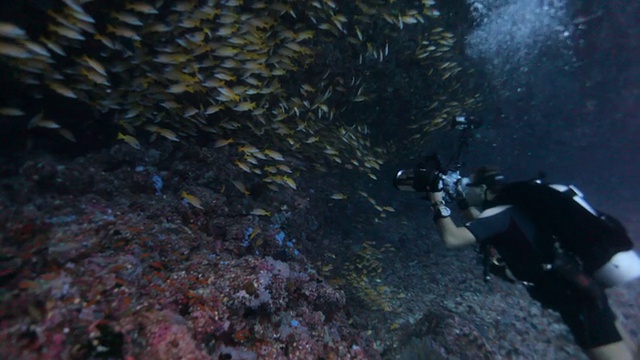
393;117;640;360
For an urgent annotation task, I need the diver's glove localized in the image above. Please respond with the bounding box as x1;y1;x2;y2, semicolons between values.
426;176;443;193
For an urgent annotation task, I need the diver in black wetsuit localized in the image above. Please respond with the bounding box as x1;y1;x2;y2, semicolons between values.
426;166;640;360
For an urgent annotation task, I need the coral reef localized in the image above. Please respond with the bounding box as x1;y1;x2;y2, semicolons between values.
0;142;379;359
2;140;638;359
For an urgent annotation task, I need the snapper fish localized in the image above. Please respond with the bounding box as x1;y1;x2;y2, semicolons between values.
234;160;251;173
276;164;292;173
0;22;27;39
22;41;51;57
80;55;107;76
231;179;250;196
117;132;140;149
125;2;159;14
250;208;271;216
57;128;76;142
264;149;284;161
28;113;61;129
157;128;179;141
0;41;31;58
181;191;204;209
282;176;297;190
0;107;25;116
238;144;259;153
48;82;78;98
214;138;234;148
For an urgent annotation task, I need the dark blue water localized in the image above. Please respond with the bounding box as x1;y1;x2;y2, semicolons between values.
460;0;640;239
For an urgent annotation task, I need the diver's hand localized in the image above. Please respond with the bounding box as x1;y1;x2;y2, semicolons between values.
424;173;443;192
413;168;442;192
414;154;444;192
428;191;444;203
454;181;465;199
453;183;470;210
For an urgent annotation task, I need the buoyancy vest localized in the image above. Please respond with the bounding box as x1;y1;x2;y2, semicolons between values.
492;180;633;275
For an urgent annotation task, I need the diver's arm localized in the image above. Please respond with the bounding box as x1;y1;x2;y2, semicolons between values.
428;191;477;248
453;190;481;221
462;207;481;221
434;217;477;248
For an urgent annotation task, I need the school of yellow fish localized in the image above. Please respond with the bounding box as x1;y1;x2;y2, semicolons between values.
339;241;399;313
0;0;482;197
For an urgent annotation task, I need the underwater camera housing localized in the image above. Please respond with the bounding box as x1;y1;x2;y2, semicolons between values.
393;154;462;200
394;114;481;199
451;115;482;130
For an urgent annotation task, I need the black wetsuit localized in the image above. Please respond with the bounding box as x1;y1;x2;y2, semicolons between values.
465;205;622;349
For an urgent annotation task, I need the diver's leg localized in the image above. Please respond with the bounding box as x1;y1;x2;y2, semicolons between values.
548;274;635;360
614;319;639;360
593;250;640;288
582;293;635;360
586;340;633;360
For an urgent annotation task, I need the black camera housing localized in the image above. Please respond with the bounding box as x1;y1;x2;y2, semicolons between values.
393;154;443;192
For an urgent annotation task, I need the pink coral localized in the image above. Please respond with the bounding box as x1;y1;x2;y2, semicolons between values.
135;311;209;360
